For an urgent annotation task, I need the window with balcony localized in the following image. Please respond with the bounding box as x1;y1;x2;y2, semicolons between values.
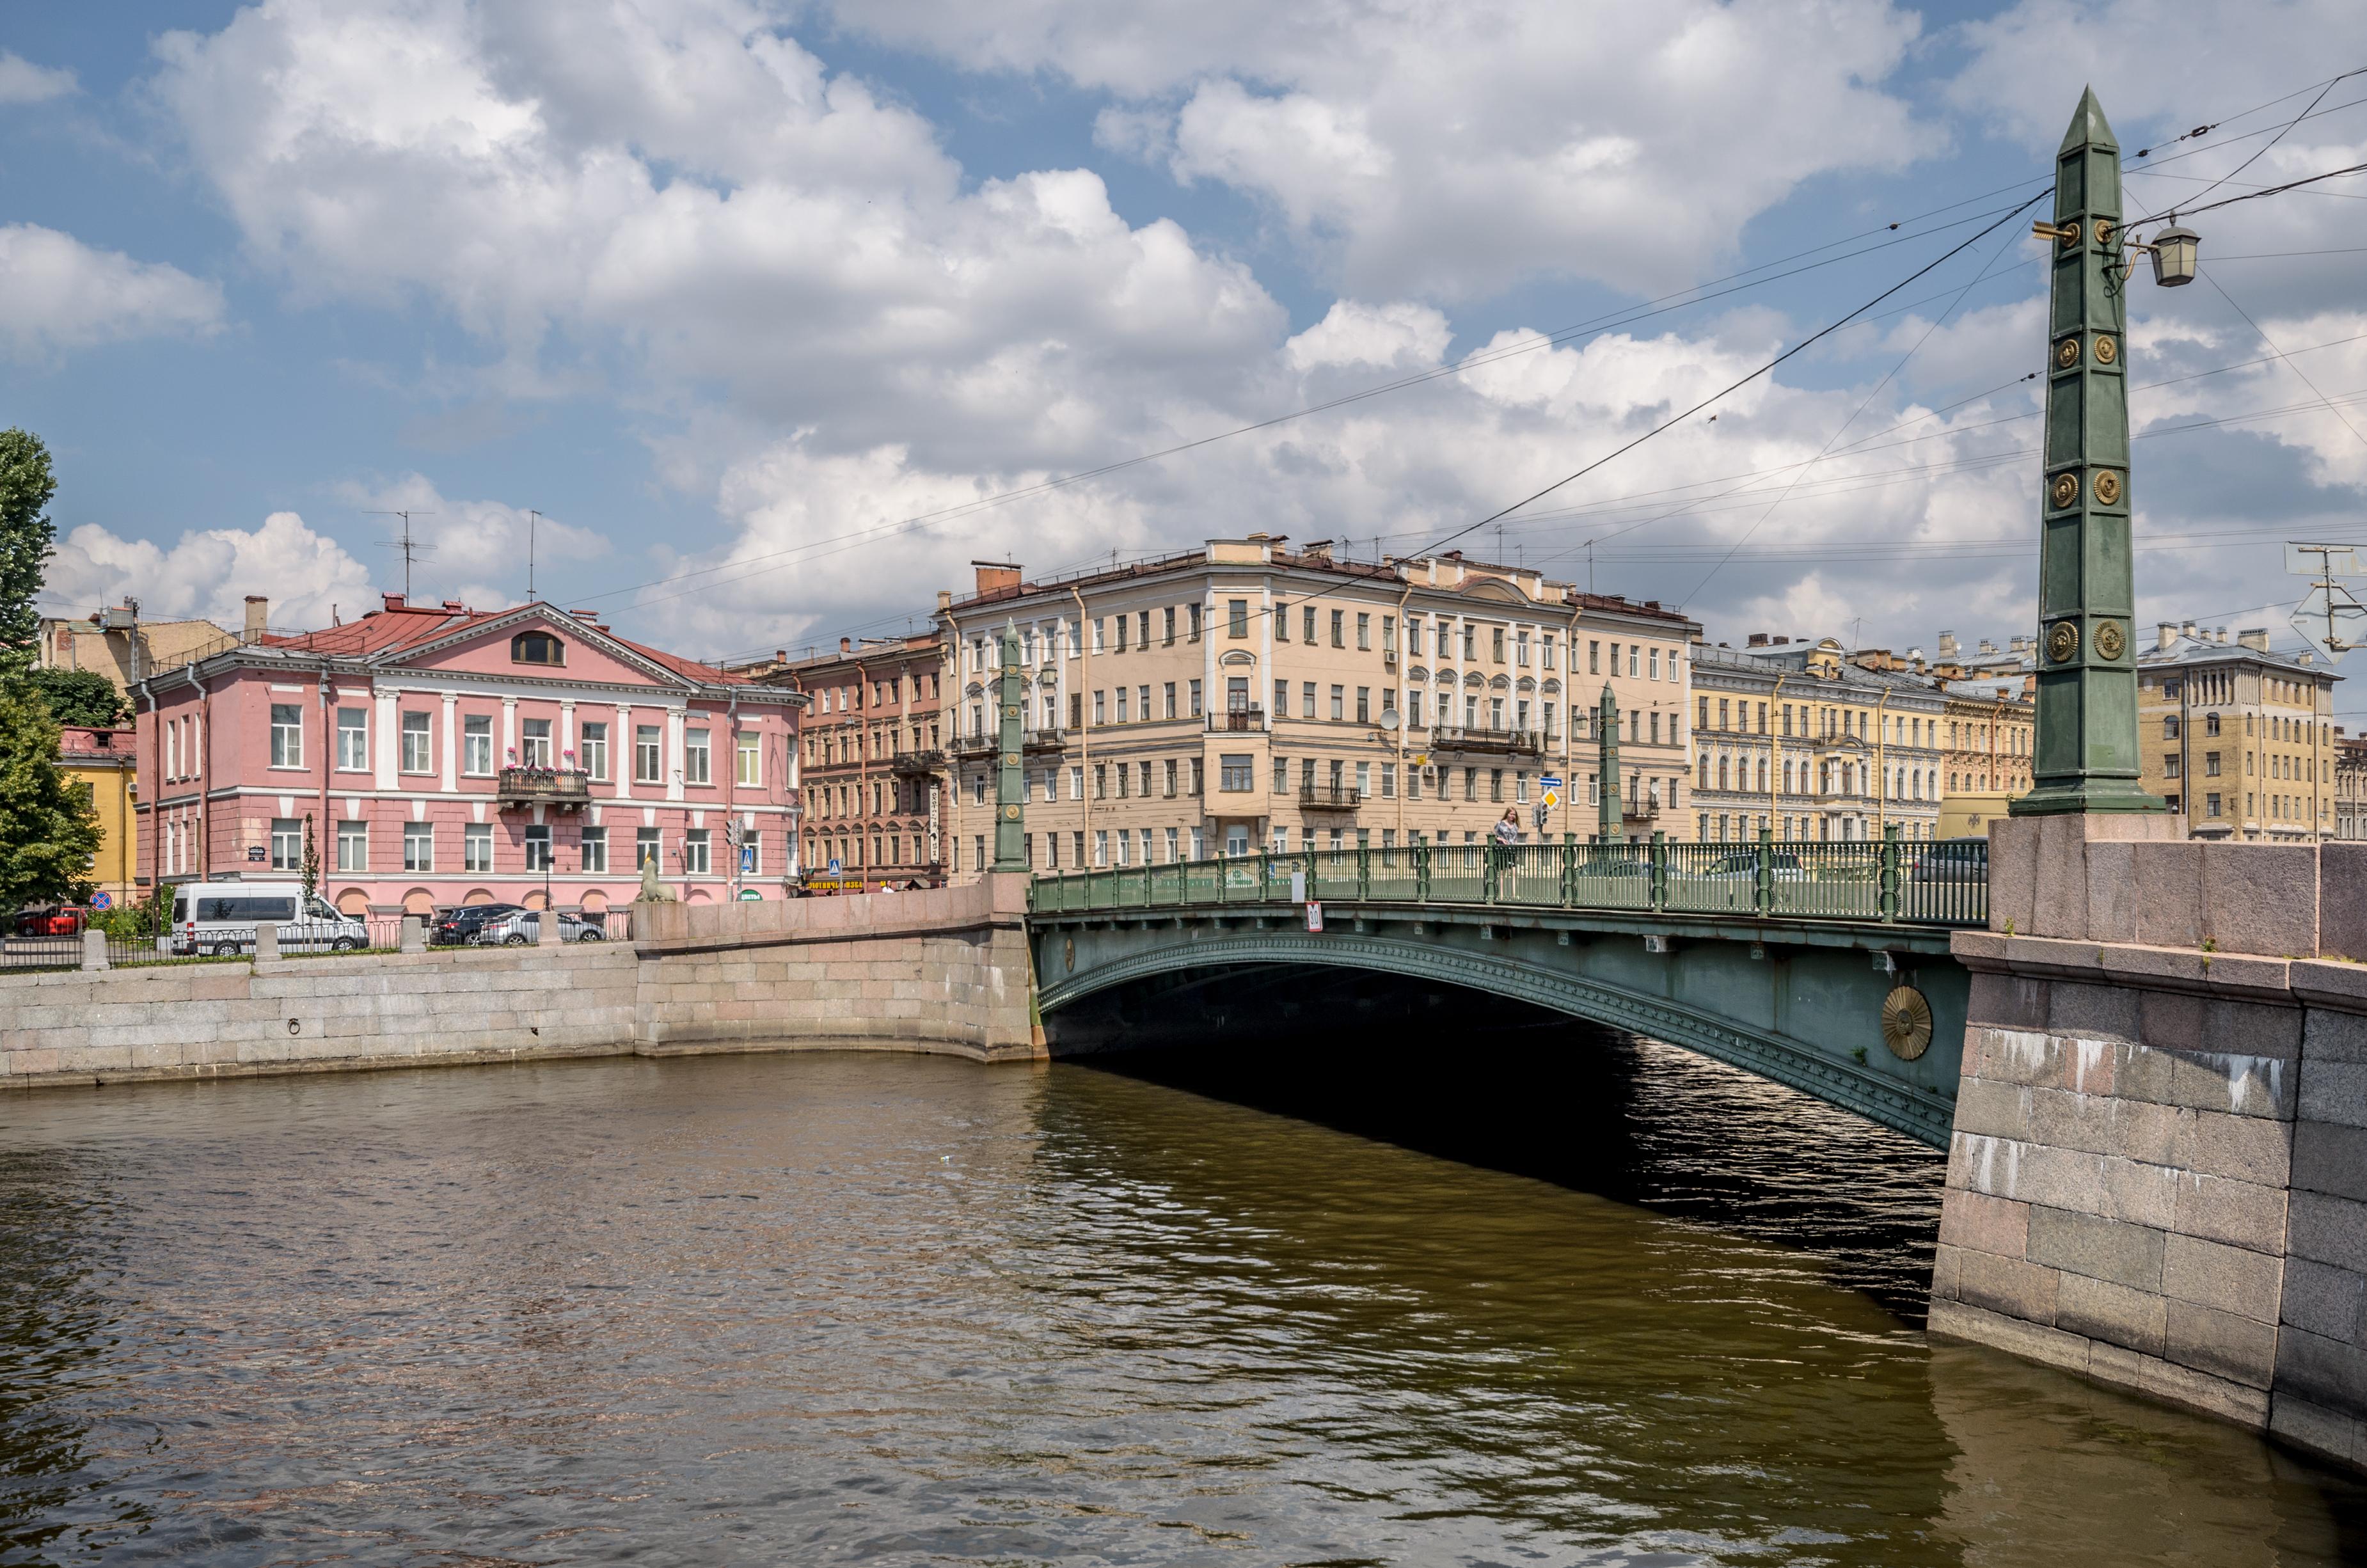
521;717;553;767
336;708;368;771
270;704;303;768
464;715;493;775
635;725;663;783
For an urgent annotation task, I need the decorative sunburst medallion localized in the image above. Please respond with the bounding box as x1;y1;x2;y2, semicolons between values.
1882;985;1933;1060
2047;621;2080;663
1064;937;1075;973
2050;473;2079;509
2093;470;2122;505
2093;335;2117;365
2094;621;2126;661
2055;337;2080;370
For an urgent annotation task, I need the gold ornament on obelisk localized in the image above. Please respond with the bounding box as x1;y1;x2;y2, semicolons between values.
2094;621;2126;661
2094;470;2121;505
2047;621;2080;663
2050;473;2078;509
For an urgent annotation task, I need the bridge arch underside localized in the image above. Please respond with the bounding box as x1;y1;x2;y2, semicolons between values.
1035;922;1967;1147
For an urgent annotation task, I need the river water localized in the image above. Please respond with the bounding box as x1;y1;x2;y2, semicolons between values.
3;1037;2363;1565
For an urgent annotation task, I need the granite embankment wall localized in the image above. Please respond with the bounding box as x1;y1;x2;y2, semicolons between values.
0;876;1038;1090
1937;818;2367;1471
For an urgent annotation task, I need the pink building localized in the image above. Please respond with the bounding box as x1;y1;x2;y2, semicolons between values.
131;595;807;917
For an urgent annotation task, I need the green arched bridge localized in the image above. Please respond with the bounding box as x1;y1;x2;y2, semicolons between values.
1027;838;1985;1147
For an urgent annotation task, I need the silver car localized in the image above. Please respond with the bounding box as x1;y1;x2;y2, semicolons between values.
480;909;605;945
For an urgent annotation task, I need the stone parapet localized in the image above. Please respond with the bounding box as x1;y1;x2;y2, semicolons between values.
0;879;1045;1091
1939;923;2367;1470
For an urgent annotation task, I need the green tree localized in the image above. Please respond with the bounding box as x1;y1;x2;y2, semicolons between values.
0;429;58;678
27;666;127;728
0;679;101;911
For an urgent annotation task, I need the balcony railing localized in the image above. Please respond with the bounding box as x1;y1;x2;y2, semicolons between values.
1299;785;1365;810
496;766;591;807
890;748;946;775
1209;708;1267;733
949;727;1064;761
1432;725;1544;757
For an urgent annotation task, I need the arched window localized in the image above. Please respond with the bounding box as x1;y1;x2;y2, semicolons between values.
1697;756;1711;790
512;631;564;665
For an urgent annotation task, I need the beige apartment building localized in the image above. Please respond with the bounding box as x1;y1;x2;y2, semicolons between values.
931;541;1698;875
2137;621;2339;839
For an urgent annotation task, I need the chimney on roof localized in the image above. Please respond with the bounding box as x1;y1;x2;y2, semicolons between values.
840;636;853;654
444;599;465;613
936;590;952;612
1747;633;1769;647
2238;627;2270;652
242;595;268;644
971;560;1022;597
381;592;406;614
1937;630;1958;661
1304;539;1334;561
569;609;598;622
1771;635;1789;645
2217;626;2230;644
1979;638;1997;654
2183;621;2196;639
2159;622;2178;651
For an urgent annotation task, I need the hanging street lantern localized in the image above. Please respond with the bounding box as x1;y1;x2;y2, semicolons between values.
2147;224;2200;286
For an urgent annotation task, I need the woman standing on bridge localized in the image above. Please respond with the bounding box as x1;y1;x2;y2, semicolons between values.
1494;810;1520;848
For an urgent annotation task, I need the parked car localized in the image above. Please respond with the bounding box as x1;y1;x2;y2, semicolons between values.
11;905;89;938
1911;837;1989;883
1697;851;1810;882
168;883;369;956
432;903;525;946
480;909;605;945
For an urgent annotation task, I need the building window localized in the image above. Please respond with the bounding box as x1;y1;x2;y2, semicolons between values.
525;825;551;871
636;725;663;783
1356;613;1371;651
684;830;711;875
684;728;710;785
1220;754;1254;791
511;631;564;665
1331;685;1345;721
2206;713;2221;737
1230;599;1249;638
270;704;303;768
464;715;493;775
736;731;760;786
1331;610;1345;647
270;817;302;870
1188;679;1202;718
581;827;608;873
521;717;553;768
403;822;434;872
2205;752;2221;777
464;823;493;872
2206;792;2222;818
637;828;661;869
1356;686;1370;724
401;711;432;773
2166;755;2182;779
336;820;368;872
336;708;368;771
581;722;608;780
1492;628;1506;663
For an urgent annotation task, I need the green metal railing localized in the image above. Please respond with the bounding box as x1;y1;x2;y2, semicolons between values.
1029;829;1986;927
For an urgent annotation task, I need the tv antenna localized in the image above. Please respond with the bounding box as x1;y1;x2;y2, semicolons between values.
528;509;542;602
2286;541;2367;663
367;511;437;597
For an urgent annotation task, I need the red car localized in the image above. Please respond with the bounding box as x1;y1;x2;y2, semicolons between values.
11;906;89;937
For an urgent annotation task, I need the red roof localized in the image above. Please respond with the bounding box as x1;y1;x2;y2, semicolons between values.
59;726;134;759
261;597;751;685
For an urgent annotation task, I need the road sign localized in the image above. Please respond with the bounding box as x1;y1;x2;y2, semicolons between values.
1542;775;1563;791
1540;787;1561;808
740;844;757;873
1304;901;1324;933
827;857;843;876
90;891;112;910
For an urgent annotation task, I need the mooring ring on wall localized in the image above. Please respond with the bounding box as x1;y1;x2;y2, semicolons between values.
1064;937;1075;974
1881;985;1932;1060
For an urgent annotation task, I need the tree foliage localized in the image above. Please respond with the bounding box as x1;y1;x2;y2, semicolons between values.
0;429;58;678
27;666;128;728
0;679;101;911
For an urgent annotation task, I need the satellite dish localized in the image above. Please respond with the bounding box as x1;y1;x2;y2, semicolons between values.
1378;707;1402;732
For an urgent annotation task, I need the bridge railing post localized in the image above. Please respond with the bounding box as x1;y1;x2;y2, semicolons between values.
1649;830;1668;914
1356;843;1371;901
1562;832;1576;908
1414;834;1431;901
1880;824;1901;924
1755;827;1774;919
1483;841;1500;903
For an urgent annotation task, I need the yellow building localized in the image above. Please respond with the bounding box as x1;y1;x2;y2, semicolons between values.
38;603;248;695
2137;622;2339;840
59;725;139;903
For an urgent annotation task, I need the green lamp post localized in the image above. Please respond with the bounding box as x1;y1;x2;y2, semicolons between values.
2013;87;2167;818
992;621;1029;871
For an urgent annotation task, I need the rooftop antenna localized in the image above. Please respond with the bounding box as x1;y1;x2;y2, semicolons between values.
528;509;542;603
2287;541;2367;662
366;511;437;598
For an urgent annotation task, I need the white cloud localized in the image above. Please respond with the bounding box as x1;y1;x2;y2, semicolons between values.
828;0;1935;298
0;50;76;104
329;474;611;611
0;225;225;359
45;512;377;633
1285;300;1450;374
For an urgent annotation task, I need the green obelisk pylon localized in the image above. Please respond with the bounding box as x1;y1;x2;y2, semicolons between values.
2013;88;2165;816
1597;683;1623;844
992;620;1029;870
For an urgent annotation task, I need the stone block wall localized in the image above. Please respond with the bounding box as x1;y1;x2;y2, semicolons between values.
1939;815;2367;1471
1;875;1042;1090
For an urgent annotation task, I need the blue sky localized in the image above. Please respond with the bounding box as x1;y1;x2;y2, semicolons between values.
4;1;2364;692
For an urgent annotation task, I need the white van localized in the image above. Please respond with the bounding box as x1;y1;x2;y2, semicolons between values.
169;883;369;957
